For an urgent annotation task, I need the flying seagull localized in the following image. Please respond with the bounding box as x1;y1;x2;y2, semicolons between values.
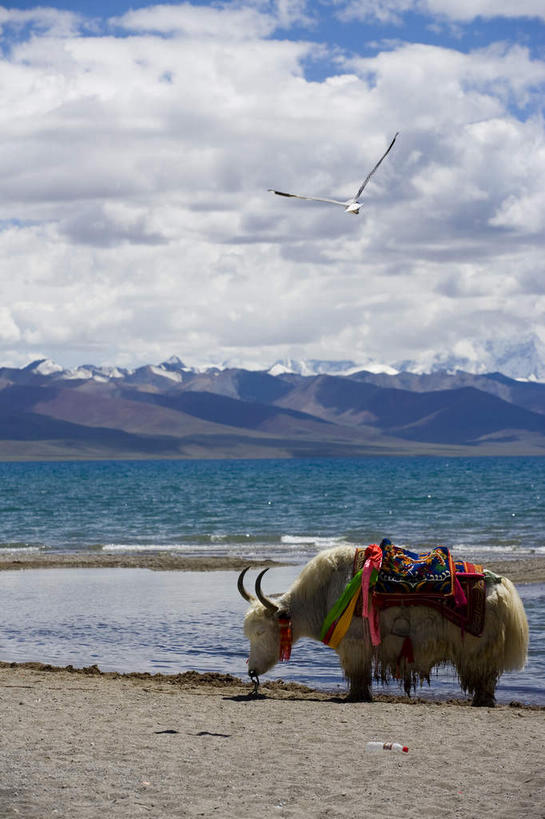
268;132;398;215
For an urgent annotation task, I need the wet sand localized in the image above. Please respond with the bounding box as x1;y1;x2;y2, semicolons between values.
1;551;544;583
0;552;282;573
0;663;543;818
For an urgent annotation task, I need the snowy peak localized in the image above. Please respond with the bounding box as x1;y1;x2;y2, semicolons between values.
483;337;545;382
3;335;545;386
150;365;183;383
25;359;64;376
161;355;190;372
395;334;545;382
61;364;130;382
267;359;398;377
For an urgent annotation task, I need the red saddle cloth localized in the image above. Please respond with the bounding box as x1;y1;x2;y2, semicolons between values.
355;543;486;637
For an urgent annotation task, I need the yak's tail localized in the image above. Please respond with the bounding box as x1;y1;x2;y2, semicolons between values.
496;577;529;671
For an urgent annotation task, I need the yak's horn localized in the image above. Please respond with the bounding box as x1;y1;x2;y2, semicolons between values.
255;568;279;613
237;567;254;602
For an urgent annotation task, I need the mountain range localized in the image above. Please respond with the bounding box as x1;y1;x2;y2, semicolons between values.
0;355;544;459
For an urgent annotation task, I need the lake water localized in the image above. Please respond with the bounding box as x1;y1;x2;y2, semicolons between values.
0;567;543;705
1;457;544;561
0;457;543;703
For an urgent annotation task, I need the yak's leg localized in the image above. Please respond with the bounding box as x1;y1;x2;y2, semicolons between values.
458;662;498;707
337;639;373;702
471;673;498;707
346;668;373;702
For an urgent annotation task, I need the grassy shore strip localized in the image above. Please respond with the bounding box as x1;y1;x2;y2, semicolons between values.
0;551;544;583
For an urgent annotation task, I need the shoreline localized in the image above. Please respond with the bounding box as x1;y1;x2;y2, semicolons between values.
1;663;544;818
2;660;544;709
0;551;544;583
0;552;285;573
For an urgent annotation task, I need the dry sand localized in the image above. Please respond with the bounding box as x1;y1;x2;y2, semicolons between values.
0;663;544;819
1;554;544;817
1;551;544;584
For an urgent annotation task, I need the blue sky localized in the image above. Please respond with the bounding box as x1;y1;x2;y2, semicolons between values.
1;1;544;373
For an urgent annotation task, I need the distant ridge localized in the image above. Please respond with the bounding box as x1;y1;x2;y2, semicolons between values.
0;356;544;459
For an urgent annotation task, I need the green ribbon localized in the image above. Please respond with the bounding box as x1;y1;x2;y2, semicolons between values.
320;570;362;641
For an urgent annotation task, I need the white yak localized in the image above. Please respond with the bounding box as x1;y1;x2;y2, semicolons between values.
238;545;528;706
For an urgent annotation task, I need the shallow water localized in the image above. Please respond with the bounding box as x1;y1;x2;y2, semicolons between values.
0;567;542;705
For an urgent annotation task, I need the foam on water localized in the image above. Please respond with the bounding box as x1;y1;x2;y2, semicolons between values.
0;545;42;554
281;535;345;546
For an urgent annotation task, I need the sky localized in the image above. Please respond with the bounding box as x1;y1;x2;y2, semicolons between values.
0;1;544;372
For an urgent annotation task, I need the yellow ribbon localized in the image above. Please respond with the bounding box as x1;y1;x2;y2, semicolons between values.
326;587;361;649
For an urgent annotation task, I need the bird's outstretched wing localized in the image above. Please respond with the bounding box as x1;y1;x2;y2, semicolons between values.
268;190;348;207
352;132;399;202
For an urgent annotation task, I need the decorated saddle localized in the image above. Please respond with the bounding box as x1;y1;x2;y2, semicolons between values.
374;542;457;595
321;539;489;653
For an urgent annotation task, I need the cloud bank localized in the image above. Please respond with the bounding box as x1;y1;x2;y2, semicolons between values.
0;2;544;371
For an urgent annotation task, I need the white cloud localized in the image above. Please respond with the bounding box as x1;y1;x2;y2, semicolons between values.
0;6;82;37
336;0;545;23
426;0;545;23
0;2;544;371
113;2;276;38
113;0;314;36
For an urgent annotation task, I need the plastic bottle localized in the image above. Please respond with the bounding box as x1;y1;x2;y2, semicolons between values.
365;741;409;753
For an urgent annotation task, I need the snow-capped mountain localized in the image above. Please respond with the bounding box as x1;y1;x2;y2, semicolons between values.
267;358;399;377
2;344;545;460
394;335;545;382
5;333;545;385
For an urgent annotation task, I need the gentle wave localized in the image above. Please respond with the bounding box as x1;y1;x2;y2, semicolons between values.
0;544;42;554
449;542;545;556
1;539;543;562
281;535;346;546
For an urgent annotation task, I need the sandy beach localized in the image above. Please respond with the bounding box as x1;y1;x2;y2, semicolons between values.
1;553;543;817
0;662;544;818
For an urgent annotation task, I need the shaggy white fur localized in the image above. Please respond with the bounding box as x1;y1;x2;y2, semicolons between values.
242;546;528;705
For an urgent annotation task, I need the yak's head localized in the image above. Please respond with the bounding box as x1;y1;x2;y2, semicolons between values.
238;567;288;678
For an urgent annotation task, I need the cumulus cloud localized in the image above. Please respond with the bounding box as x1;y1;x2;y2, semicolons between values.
0;2;544;370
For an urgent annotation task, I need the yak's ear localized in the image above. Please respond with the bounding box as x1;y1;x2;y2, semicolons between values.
277;610;290;620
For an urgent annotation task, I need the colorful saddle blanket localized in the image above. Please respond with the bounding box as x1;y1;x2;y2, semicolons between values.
355;540;486;637
321;540;488;651
373;542;456;596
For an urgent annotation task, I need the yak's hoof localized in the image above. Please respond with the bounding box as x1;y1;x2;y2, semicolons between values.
472;693;496;707
346;691;373;703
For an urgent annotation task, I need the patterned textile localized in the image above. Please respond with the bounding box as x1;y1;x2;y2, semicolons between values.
454;559;484;574
356;541;487;638
321;541;488;653
375;542;456;596
372;574;487;637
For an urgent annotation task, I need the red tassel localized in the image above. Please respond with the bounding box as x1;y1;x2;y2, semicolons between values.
278;617;292;662
395;636;414;679
400;636;414;663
